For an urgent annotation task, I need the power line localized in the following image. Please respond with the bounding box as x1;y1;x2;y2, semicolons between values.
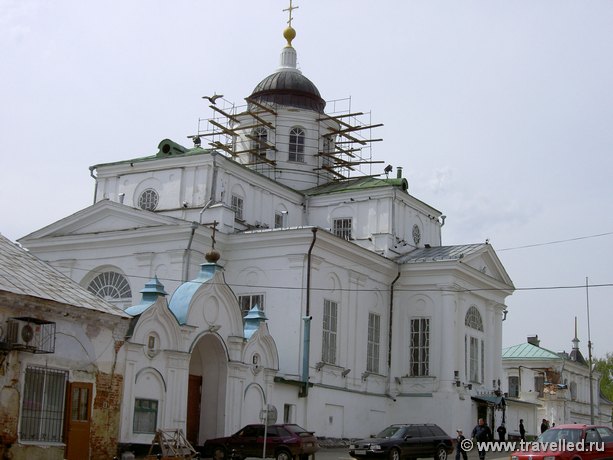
498;231;613;252
64;264;613;294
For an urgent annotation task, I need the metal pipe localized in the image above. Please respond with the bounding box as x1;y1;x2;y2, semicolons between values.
89;166;98;205
301;227;318;397
182;222;198;282
387;268;401;369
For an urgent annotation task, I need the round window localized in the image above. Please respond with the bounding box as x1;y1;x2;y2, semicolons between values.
138;188;159;211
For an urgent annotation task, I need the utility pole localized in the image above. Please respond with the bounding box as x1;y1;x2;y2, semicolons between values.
586;276;594;424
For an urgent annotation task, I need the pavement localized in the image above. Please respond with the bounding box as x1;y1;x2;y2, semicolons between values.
128;446;512;460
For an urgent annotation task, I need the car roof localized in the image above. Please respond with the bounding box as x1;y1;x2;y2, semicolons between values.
550;424;607;430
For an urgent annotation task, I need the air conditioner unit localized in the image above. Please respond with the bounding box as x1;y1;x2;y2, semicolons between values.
6;319;37;349
4;317;56;353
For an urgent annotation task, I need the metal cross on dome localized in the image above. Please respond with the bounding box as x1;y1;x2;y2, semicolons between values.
283;0;298;27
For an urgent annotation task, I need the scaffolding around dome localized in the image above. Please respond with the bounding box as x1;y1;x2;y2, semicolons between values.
192;95;384;182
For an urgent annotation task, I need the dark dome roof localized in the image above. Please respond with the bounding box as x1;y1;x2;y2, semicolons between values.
249;70;326;113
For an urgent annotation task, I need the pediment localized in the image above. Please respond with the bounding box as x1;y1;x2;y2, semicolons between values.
20;199;185;240
461;246;513;286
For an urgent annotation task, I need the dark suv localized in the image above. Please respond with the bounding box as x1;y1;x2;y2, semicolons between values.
349;424;454;460
201;423;319;460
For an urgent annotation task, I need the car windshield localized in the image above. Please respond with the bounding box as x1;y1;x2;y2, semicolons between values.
538;429;582;443
376;426;405;439
284;425;311;436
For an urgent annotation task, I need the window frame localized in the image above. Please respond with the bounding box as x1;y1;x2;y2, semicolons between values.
87;270;132;303
20;366;68;443
231;194;244;221
138;188;159;211
252;127;268;156
367;312;381;373
288;127;305;162
508;376;519;397
332;218;352;241
238;294;265;315
409;317;430;377
322;299;338;365
133;398;159;434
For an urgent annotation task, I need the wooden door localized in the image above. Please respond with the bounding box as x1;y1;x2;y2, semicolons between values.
187;374;202;445
64;382;92;460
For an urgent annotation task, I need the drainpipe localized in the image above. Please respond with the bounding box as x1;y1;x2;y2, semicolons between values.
199;154;218;224
301;227;317;397
89;166;98;205
387;268;401;371
182;222;199;282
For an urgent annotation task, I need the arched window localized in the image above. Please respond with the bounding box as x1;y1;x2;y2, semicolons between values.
252;127;268;156
87;271;132;303
289;127;305;162
465;306;484;331
138;188;159;211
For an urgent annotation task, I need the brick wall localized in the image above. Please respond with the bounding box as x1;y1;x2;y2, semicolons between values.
90;370;124;460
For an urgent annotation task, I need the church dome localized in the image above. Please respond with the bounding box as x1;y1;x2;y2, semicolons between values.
249;70;326;113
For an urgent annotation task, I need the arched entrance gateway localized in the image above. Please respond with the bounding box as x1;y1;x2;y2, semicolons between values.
188;333;228;445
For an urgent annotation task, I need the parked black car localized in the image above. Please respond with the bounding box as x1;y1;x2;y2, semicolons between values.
349;424;454;460
201;423;319;460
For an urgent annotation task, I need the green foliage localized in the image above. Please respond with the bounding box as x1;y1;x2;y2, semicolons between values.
594;353;613;402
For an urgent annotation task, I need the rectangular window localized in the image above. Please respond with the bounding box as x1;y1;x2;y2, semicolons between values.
21;366;68;442
231;195;244;220
322;299;338;364
480;339;485;383
469;336;479;382
275;212;287;229
367;313;381;373
535;375;545;397
508;376;519;397
283;404;295;423
133;399;158;433
239;294;265;315
333;218;352;240
409;318;429;376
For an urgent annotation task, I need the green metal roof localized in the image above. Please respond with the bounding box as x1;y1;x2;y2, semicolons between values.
502;342;562;360
92;139;213;169
304;176;409;196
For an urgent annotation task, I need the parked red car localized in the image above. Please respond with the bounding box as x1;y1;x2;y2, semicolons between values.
201;424;319;460
511;424;613;460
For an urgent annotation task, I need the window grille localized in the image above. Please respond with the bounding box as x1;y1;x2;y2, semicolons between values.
409;318;429;376
20;367;68;442
469;336;479;382
87;271;131;302
465;306;484;331
231;195;244;220
333;218;352;240
239;294;264;315
289;127;305;162
367;313;381;373
322;299;338;364
133;399;158;433
138;188;159;211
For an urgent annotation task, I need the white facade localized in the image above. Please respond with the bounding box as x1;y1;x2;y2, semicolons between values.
502;335;613;439
18;19;515;449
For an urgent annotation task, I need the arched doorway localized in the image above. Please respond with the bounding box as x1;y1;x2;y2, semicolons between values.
188;334;228;445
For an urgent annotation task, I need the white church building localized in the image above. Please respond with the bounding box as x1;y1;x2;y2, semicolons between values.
19;6;515;452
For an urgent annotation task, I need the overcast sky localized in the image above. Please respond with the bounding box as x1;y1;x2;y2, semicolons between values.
2;1;612;358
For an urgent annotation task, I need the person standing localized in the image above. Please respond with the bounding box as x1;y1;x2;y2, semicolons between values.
519;419;526;441
472;418;492;460
455;429;468;460
540;419;549;434
496;424;506;442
